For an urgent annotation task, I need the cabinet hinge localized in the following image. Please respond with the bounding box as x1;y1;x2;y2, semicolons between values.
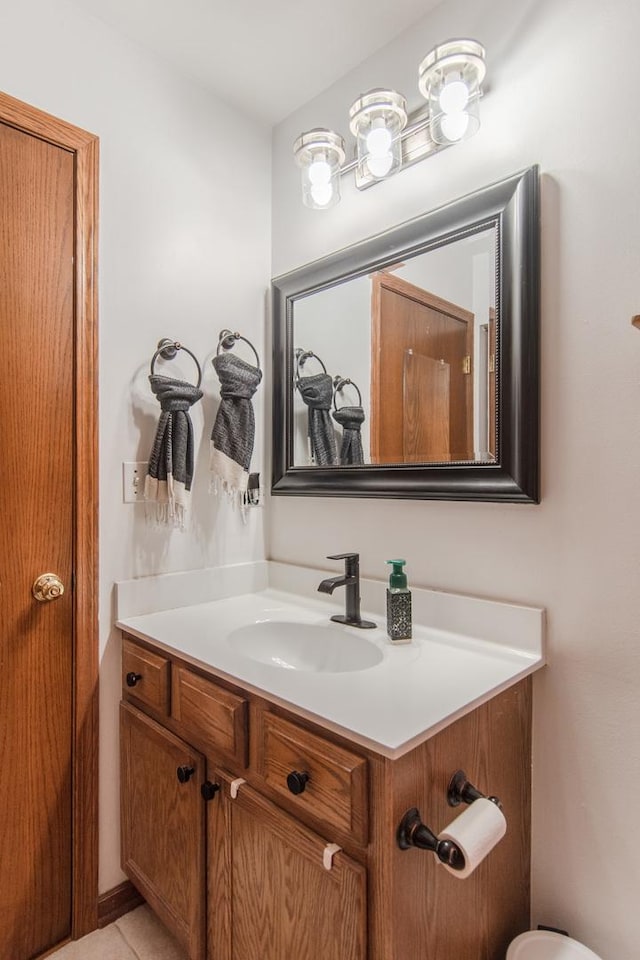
462;355;471;375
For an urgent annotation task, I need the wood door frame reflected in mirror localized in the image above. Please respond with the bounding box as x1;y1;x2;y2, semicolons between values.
272;166;540;502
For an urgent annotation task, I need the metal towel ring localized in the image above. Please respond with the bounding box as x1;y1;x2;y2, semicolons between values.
217;329;260;368
149;338;202;388
295;348;327;383
332;375;362;409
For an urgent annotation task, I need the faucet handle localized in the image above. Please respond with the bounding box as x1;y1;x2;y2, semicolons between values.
326;553;359;562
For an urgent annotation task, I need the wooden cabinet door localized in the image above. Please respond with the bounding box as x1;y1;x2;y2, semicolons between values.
120;702;206;960
209;772;366;960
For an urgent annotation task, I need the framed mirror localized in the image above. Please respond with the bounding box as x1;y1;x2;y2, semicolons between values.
272;166;539;502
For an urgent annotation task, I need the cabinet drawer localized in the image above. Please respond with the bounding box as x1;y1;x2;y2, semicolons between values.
256;712;368;844
171;665;248;767
122;638;170;715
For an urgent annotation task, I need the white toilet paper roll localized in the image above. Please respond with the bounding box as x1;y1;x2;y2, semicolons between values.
437;797;507;879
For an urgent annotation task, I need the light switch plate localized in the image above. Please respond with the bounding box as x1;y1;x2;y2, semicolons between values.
122;461;148;503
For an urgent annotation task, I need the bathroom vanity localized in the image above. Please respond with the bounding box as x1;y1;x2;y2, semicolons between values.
117;566;543;960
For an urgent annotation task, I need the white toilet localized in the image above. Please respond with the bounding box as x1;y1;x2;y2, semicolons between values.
507;930;603;960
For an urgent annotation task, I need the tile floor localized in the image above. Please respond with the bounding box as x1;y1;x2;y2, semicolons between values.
48;905;188;960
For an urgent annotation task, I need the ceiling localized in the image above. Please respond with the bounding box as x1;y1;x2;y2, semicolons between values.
71;0;442;125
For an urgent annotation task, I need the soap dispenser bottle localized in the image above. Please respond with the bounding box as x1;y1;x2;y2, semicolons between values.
386;559;412;643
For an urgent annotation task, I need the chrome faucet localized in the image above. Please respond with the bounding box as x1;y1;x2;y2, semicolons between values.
317;553;376;629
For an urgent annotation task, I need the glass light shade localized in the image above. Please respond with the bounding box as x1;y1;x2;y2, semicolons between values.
418;39;486;145
349;89;407;181
293;128;346;210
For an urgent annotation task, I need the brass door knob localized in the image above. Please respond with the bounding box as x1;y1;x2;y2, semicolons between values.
32;573;65;602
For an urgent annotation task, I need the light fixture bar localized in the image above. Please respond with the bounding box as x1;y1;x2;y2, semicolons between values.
293;38;486;205
334;105;451;183
352;104;453;190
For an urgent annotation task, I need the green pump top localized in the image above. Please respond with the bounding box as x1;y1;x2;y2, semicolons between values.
386;559;408;590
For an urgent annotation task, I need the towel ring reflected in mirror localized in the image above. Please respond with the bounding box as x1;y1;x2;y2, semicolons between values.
294;348;327;384
333;376;363;410
217;328;261;368
150;338;203;388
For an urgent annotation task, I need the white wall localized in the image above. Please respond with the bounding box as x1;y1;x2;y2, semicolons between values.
0;0;271;891
271;0;640;957
293;278;372;463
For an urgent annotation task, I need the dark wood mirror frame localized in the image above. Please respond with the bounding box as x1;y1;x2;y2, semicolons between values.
272;166;540;502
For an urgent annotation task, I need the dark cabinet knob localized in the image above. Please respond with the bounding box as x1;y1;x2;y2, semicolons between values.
126;672;142;687
201;781;220;802
287;770;310;795
177;765;195;784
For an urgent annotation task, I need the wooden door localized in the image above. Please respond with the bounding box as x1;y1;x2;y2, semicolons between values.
1;120;72;958
371;272;474;463
404;352;451;461
209;772;367;960
120;703;206;960
0;92;99;951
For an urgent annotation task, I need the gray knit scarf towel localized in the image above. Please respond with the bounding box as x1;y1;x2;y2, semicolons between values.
296;373;338;466
145;375;203;528
210;352;262;512
332;405;365;465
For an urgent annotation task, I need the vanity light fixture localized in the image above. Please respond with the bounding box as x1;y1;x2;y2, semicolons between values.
293;38;486;208
293;128;346;210
349;89;407;182
418;39;486;144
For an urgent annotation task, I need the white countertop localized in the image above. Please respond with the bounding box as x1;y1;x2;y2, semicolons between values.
116;570;544;758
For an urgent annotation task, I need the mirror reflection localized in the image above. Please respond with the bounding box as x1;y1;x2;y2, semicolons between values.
292;227;496;467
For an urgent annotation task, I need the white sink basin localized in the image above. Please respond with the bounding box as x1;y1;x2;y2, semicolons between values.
227;620;384;673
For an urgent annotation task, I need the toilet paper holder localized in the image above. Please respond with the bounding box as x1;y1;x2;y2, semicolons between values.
396;769;502;869
447;769;502;810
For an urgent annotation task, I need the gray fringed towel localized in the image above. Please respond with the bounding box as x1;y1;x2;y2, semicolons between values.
145;375;203;527
296;373;338;466
332;404;365;465
210;352;262;510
